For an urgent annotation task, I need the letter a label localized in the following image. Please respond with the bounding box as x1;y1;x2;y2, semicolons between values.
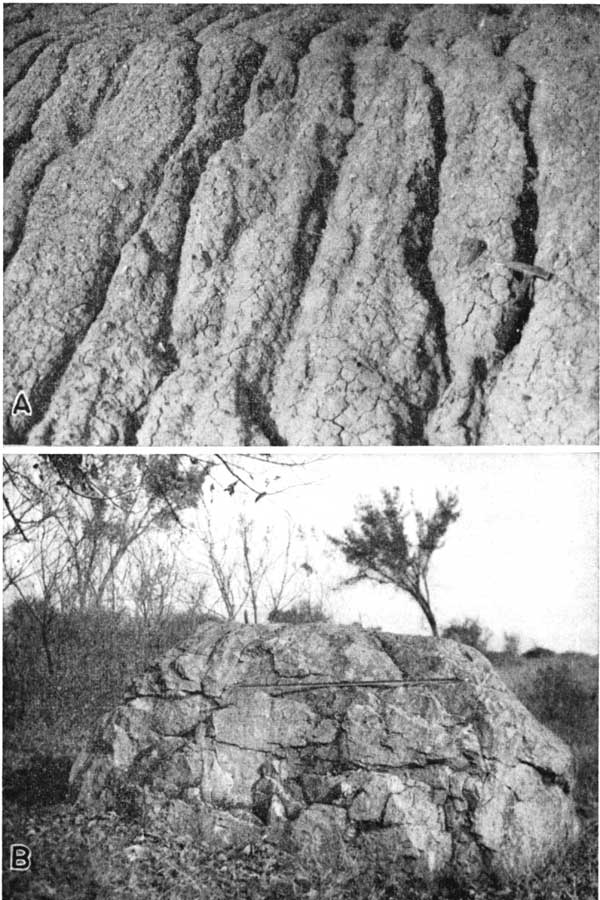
10;843;31;871
11;391;32;417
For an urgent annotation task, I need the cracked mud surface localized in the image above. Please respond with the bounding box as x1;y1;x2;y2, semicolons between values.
71;622;579;879
4;4;599;445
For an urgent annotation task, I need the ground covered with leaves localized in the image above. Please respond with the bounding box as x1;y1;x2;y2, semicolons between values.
3;653;597;900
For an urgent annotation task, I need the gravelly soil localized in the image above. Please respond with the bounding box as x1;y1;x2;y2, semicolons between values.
4;4;598;446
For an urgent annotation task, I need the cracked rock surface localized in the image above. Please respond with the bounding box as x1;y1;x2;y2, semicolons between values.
4;4;598;445
71;622;579;879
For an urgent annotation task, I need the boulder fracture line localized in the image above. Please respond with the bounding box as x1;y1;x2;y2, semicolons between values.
232;676;462;693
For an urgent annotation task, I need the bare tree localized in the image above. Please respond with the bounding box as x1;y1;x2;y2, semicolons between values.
3;453;312;553
127;542;176;625
195;510;322;623
4;452;306;609
329;488;460;637
2;453;315;725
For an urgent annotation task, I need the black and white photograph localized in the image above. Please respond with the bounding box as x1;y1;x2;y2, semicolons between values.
2;1;599;899
3;3;598;446
2;451;598;898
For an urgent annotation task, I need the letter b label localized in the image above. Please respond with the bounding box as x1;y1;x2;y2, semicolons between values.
10;844;31;871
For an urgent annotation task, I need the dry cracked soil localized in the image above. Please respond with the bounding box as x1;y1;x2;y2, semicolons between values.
4;3;599;446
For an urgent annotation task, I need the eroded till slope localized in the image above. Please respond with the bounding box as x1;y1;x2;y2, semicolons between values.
4;4;598;445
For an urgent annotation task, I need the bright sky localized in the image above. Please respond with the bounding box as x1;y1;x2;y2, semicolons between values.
184;451;598;654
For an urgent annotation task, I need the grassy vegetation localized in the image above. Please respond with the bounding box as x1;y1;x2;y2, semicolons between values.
3;651;597;900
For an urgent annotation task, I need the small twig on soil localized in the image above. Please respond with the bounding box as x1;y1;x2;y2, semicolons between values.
498;259;553;281
493;259;596;308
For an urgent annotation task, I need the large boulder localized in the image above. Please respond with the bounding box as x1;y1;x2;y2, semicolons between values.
4;4;598;446
71;622;579;880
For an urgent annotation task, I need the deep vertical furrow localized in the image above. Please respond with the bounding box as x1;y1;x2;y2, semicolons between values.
135;41;267;442
4;42;74;179
400;66;450;388
5;29;49;53
3;153;57;272
282;53;357;350
499;71;539;356
234;46;359;443
3;7;35;28
456;356;487;445
4;38;134;270
4;35;51;95
510;73;539;265
234;375;288;446
3;16;45;53
153;42;266;361
71;42;134;144
285;133;352;344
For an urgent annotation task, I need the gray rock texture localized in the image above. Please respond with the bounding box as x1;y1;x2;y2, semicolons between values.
71;622;579;880
4;4;598;445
